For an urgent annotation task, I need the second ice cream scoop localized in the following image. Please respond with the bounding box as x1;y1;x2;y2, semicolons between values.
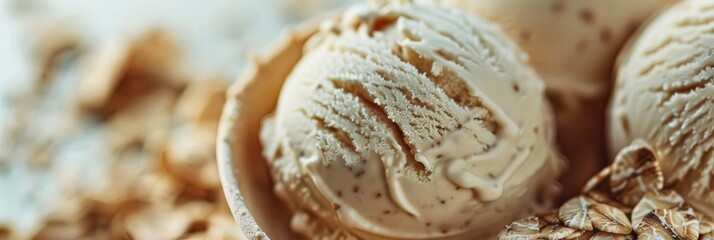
610;0;714;220
260;2;563;239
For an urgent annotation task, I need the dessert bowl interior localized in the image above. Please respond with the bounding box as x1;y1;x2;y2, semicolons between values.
216;23;318;239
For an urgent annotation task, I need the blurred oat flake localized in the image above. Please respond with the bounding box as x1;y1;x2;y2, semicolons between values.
0;0;355;239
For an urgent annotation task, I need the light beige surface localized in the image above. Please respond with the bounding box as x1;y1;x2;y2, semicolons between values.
256;2;562;239
0;0;357;238
440;0;676;199
0;25;242;239
610;0;714;220
0;0;281;238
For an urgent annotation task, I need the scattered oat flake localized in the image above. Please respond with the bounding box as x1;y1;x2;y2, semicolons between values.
590;231;633;240
610;140;664;206
559;196;594;231
587;191;632;215
700;220;714;235
635;209;699;240
537;211;561;225
701;231;714;240
499;217;542;240
563;229;589;239
540;224;577;240
588;203;632;234
632;190;688;229
502;139;713;240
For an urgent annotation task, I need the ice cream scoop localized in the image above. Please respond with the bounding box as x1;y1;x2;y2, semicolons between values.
609;0;714;221
258;1;562;239
439;0;675;199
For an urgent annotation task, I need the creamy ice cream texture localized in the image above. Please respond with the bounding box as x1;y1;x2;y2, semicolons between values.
259;2;562;239
438;0;675;198
610;0;714;220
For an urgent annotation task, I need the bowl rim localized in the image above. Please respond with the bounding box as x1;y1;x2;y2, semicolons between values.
216;12;336;240
216;33;301;240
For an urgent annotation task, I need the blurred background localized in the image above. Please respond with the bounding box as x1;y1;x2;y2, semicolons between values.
0;0;355;239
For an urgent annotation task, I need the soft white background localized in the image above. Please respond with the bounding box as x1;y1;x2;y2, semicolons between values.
0;0;356;237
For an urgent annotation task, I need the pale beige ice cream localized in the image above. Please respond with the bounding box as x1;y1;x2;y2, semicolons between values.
439;0;675;198
259;2;562;239
610;0;714;220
